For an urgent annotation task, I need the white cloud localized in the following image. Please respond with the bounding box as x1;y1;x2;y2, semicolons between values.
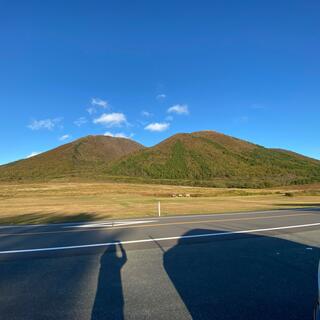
91;97;108;108
167;104;189;115
141;111;153;117
145;122;170;132
87;107;96;115
28;118;62;130
104;132;133;139
156;94;167;100
93;113;127;127
26;151;41;158
74;117;87;126
59;134;71;141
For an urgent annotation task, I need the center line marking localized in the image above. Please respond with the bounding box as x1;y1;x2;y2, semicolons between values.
66;220;157;228
0;212;314;236
0;222;319;255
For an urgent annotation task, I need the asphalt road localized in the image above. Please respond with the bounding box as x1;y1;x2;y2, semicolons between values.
0;208;319;320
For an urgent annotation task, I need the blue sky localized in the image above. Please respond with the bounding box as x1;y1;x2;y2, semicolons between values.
1;0;320;164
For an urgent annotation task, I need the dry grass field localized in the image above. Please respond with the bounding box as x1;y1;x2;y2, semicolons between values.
0;182;320;224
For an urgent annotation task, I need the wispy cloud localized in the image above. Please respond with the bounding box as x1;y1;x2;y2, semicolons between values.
156;94;167;100
93;113;127;127
251;104;264;110
234;116;249;124
26;151;41;158
141;111;153;117
104;131;133;139
87;107;96;115
59;134;71;141
145;122;170;132
165;115;174;122
74;117;87;126
167;104;189;115
87;98;108;115
28;118;62;130
91;97;108;108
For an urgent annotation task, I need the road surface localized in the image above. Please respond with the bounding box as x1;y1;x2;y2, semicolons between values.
0;208;319;319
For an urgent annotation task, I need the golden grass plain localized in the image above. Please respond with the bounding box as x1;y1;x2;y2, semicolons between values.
0;182;319;224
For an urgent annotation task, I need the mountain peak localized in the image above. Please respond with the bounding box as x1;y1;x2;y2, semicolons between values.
1;130;319;187
0;134;144;181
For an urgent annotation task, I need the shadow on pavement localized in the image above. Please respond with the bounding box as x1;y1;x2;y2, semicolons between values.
0;212;101;225
91;243;127;320
276;203;320;208
164;229;320;320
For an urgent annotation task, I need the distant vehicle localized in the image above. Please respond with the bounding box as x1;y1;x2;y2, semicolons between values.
315;261;320;320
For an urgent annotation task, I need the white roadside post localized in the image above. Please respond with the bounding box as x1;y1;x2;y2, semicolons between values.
158;201;161;217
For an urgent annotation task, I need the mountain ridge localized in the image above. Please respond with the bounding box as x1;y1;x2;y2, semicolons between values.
1;130;319;188
0;135;144;181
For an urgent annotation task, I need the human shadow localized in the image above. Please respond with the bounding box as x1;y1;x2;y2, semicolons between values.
164;229;320;320
91;243;127;320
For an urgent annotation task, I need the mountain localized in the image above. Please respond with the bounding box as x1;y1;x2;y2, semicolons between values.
1;130;320;187
108;131;320;187
0;135;144;181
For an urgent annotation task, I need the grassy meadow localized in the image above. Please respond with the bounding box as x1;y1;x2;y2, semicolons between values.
0;182;319;224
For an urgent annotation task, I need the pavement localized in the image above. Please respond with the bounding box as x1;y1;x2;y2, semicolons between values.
0;208;319;319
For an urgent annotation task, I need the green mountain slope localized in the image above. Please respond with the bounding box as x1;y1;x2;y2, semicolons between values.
1;130;319;187
0;135;144;181
108;131;320;187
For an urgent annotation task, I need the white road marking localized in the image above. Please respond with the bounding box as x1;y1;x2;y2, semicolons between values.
0;208;315;229
0;222;319;255
64;220;156;229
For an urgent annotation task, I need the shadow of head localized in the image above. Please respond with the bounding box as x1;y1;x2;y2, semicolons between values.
276;204;320;211
164;229;320;320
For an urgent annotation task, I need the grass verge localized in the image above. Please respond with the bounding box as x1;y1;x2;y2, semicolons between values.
0;182;320;225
